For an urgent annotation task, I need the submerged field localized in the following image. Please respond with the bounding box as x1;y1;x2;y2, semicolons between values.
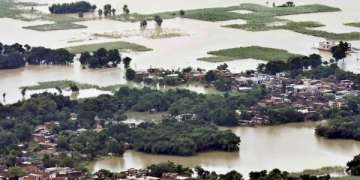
198;46;301;62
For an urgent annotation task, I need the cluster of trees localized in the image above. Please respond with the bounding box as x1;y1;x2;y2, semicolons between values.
0;93;74;164
331;41;350;61
0;86;251;160
97;4;130;17
264;107;306;124
127;119;240;155
347;154;360;176
111;86;266;126
79;48;131;69
257;54;322;75
315;115;360;140
0;42;74;69
49;1;96;14
315;94;360;140
94;162;333;180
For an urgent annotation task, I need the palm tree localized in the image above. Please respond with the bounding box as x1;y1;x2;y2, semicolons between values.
98;9;103;17
111;8;116;16
55;86;62;95
21;87;27;99
123;57;132;69
123;5;130;15
140;20;147;30
154;15;163;27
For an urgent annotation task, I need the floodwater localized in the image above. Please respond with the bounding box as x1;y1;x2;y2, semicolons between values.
89;122;360;176
0;0;360;175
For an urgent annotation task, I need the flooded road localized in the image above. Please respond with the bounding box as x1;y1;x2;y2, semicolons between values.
89;122;360;175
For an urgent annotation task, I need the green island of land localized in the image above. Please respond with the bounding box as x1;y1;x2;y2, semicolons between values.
345;22;360;28
212;4;360;41
64;41;152;54
198;46;301;62
23;22;87;31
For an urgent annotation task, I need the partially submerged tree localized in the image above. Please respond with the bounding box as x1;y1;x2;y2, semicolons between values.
154;15;163;27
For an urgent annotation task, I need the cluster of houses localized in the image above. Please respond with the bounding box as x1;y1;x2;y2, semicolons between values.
94;168;190;180
0;165;83;180
132;68;206;86
236;73;357;125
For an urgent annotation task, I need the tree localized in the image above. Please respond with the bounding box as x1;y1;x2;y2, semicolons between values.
308;54;322;68
154;15;163;27
347;154;360;176
123;5;130;15
55;86;62;95
179;10;185;16
140;20;148;29
108;49;121;66
126;68;136;80
79;51;91;65
49;1;96;14
98;9;103;17
205;70;216;82
104;4;112;16
21;87;27;98
24;44;31;51
123;57;132;69
331;42;347;61
69;83;79;92
219;170;244;180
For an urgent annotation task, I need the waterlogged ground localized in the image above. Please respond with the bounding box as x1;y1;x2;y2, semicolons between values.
88;122;360;176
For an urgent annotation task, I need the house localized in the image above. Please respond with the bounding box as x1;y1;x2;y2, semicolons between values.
161;173;189;180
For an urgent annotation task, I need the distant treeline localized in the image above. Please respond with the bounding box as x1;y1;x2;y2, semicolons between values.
49;1;96;14
0;43;74;69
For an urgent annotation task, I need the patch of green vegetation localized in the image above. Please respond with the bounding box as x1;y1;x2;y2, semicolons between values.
345;22;360;28
20;80;133;92
217;4;360;40
331;177;360;180
21;80;100;90
23;22;87;31
198;46;301;62
0;0;34;20
182;3;340;22
291;166;346;177
64;41;152;54
227;20;360;40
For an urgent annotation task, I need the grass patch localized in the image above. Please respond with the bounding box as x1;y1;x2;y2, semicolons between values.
291;166;346;177
23;22;87;31
182;3;340;22
0;0;36;20
198;46;301;62
345;22;360;28
21;80;126;92
64;41;152;54
21;80;100;90
331;177;360;180
217;4;360;40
